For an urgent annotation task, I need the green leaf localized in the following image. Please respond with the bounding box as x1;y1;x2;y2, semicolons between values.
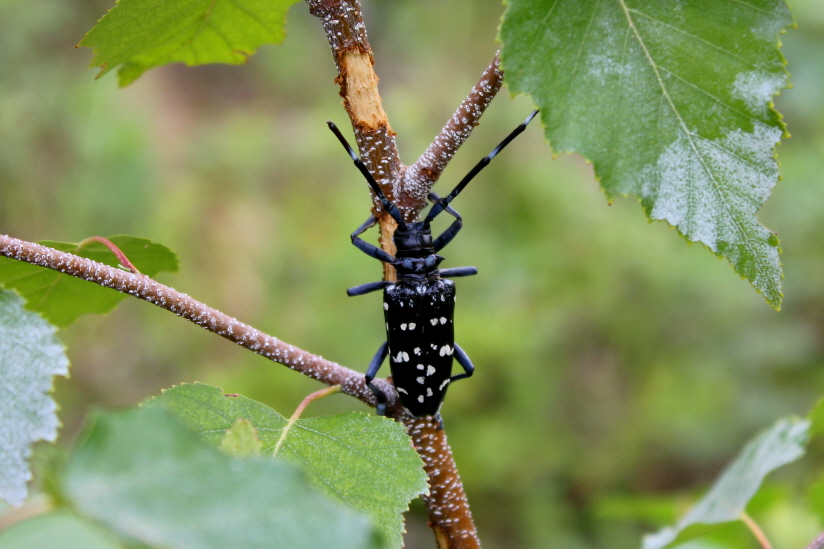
219;418;262;457
0;289;69;507
501;0;793;309
642;417;810;549
0;511;125;549
80;0;303;86
0;236;179;328
808;397;824;438
153;383;428;549
62;406;379;549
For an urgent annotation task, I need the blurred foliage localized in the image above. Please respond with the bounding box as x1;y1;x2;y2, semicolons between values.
1;0;824;548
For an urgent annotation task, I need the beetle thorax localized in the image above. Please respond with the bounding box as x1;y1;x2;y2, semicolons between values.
393;221;443;279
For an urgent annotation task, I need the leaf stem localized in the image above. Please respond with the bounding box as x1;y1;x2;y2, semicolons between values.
740;512;773;549
77;236;141;273
272;385;341;457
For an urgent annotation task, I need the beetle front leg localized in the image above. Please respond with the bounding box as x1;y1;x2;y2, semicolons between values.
351;215;396;264
450;342;475;383
364;341;390;415
429;192;464;252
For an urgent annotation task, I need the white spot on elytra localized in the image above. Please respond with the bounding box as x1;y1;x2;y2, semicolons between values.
439;345;453;356
395;351;409;362
427;365;436;376
397;387;408;395
439;317;447;324
439;379;450;390
383;302;388;310
408;323;416;330
417;377;425;384
431;344;437;350
417;364;425;370
414;347;421;355
430;318;438;326
418;395;425;403
401;323;407;330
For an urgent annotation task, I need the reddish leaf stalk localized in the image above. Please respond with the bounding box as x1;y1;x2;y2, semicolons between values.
306;1;503;547
77;236;141;273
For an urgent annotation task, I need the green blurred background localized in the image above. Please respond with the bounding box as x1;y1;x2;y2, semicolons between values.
2;1;824;547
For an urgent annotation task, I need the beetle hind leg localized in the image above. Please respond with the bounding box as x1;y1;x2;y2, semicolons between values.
450;342;474;383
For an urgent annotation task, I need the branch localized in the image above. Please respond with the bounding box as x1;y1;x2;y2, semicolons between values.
403;54;504;205
806;532;824;549
307;1;504;547
0;234;393;408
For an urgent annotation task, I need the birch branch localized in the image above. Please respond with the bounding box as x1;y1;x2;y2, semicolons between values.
0;234;393;408
306;1;506;547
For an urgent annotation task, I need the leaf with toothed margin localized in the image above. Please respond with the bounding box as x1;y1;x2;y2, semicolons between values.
0;289;69;507
79;0;303;87
500;0;793;309
59;406;380;549
0;236;178;328
150;382;428;549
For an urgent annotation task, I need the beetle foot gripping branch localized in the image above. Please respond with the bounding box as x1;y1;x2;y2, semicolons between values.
329;111;538;418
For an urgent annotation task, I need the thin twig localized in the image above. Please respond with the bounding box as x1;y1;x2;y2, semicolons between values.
0;234;393;408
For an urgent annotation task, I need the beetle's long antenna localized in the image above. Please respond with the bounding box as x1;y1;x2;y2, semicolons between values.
327;121;407;230
424;110;539;225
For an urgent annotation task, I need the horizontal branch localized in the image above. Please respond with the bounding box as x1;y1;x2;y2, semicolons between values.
0;234;394;408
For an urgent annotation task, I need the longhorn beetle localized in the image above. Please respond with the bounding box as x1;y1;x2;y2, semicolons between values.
328;110;538;417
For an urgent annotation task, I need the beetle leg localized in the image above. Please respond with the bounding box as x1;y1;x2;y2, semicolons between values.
428;192;464;252
364;341;390;415
351;215;396;264
438;266;478;278
347;280;391;296
450;342;475;383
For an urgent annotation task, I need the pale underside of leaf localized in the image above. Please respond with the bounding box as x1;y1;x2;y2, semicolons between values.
0;290;69;507
642;417;809;549
501;0;792;308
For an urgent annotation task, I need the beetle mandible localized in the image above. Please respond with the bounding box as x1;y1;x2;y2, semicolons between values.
327;110;538;417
